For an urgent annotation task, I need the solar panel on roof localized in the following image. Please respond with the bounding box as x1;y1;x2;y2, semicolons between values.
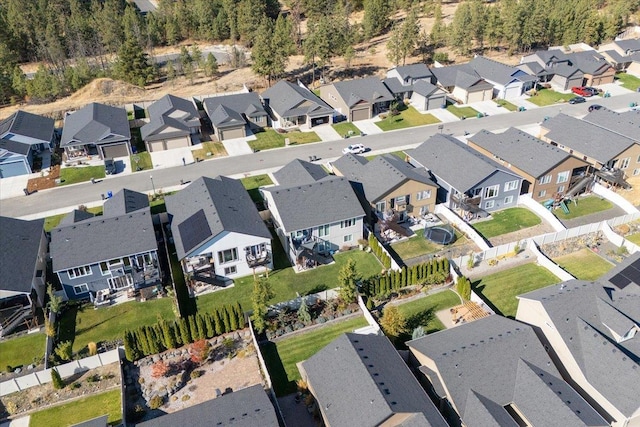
178;209;212;255
609;273;631;289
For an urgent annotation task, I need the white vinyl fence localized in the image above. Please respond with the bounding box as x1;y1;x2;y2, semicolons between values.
434;204;491;251
593;183;639;214
517;193;565;232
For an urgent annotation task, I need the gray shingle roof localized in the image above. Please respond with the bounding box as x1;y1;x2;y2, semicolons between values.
406;134;519;193
412;80;441;97
0;110;54;143
430;64;493;91
272;158;328;187
301;333;448;427
135;384;279;427
389;63;432;81
0;216;44;294
262;176;364;232
61;103;130;147
141;94;200;142
103;188;150;216
330;77;394;108
527;49;610;77
203;93;266;128
382;77;411;95
582;108;640;142
468;128;575;178
542;114;636;164
408;316;608;427
59;209;95;227
165;176;271;259
262;81;334;119
332;153;437;203
0;138;31;156
468;56;537;86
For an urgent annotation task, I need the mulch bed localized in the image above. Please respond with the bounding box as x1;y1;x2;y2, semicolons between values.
27;165;60;193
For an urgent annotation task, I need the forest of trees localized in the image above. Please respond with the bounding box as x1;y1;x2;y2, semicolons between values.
0;0;638;105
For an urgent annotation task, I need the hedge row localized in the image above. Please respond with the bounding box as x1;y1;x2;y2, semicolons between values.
368;233;392;269
361;258;450;297
123;303;244;361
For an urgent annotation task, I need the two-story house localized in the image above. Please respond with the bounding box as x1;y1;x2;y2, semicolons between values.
384;64;447;111
141;94;201;152
50;189;161;300
467;56;537;100
0;110;55;178
599;39;640;71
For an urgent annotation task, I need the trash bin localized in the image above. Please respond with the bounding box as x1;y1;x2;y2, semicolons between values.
107;191;113;198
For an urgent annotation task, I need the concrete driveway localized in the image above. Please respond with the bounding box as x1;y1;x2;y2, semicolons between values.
428;108;460;123
354;118;384;135
599;82;635;97
150;147;195;168
310;124;341;142
469;100;509;116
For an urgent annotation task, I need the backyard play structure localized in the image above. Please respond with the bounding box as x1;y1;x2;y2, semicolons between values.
544;174;596;214
424;223;457;245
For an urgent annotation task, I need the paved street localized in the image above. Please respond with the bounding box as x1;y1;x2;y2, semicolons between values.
1;92;638;219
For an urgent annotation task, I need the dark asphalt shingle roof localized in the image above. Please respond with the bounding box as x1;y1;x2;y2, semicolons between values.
582;108;640;142
389;63;433;81
408;316;608;427
431;64;494;91
135;384;279;427
407;134;519;193
412;80;442;97
0;110;54;143
165;176;270;259
103;188;150;216
203;93;266;128
272;158;328;187
0;138;31;156
382;77;411;95
262;81;334;119
468;56;537;86
468;128;575;178
330;77;394;108
60;103;130;147
542;114;636;164
301;333;448;427
59;209;95;227
141;94;200;142
0;216;44;294
262;176;364;232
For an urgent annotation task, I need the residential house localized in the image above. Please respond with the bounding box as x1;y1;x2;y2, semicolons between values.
406;134;523;215
60;102;131;160
140;94;201;152
467;56;537;99
203;93;268;141
540;114;639;186
300;333;449;427
50;189;161;301
628;56;640;78
0;111;55;178
408;315;609;427
430;64;494;104
0;216;47;337
320;77;394;122
598;38;640;71
262;170;365;269
135;384;279;427
166;176;272;283
271;157;328;187
261;80;334;129
383;63;448;111
516;254;640;427
467;128;590;201
583;108;640;143
331;153;439;222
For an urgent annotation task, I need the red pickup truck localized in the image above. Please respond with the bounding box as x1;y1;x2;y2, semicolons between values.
571;86;593;97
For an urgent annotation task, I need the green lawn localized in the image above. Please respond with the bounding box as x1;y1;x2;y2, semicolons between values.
494;99;518;111
44;206;104;232
446;104;480;119
59;166;106;185
527;88;575;106
391;230;468;260
241;174;273;203
473;208;541;239
332;122;361;137
553;196;613;220
261;316;369;396
192;141;227;161
376;106;440;131
615;73;640;91
130;152;152;172
472;263;559;318
553;248;614;281
396;290;461;335
248;129;321;151
626;233;640;245
0;332;46;372
29;389;121;427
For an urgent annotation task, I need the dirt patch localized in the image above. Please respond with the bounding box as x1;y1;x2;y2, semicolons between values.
0;363;121;419
486;222;557;247
618;176;640;206
27;164;60;193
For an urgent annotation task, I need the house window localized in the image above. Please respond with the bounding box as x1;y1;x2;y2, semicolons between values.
108;275;133;290
134;253;153;268
343;234;353;242
504;196;514;204
474;188;482;196
73;283;89;294
376;201;386;212
556;171;570;184
557;185;565;193
318;224;330;237
539;175;552;185
395;195;407;204
538;190;547;198
68;266;91;279
341;218;356;228
245;243;267;258
484;185;499;199
100;262;109;275
504;180;519;192
416;190;431;201
634;169;640;176
485;200;495;209
218;248;238;264
636;155;640;163
620;157;631;169
224;266;237;275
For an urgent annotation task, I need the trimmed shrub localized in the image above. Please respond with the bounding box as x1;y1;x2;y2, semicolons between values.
51;367;65;389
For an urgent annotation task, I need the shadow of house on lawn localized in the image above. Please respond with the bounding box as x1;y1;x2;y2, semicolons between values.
470;281;506;318
259;341;295;397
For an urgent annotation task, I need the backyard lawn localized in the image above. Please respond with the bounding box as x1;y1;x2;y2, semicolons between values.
44;206;103;232
527;88;575;106
553;248;614;281
376;106;440;131
554;196;613;220
472;263;559;318
395;290;461;335
130;152;152;172
446;104;480;119
615;73;640;91
29;389;121;427
493;99;518;111
332;122;361;137
241;174;273;203
391;229;468;260
0;332;46;372
473;208;541;239
248;129;321;151
261;315;369;396
59;166;105;185
625;233;640;245
192;141;227;161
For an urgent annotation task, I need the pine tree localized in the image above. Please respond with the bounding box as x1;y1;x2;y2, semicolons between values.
227;305;238;331
221;306;232;332
297;298;312;324
203;53;218;77
204;314;215;338
113;37;155;87
196;315;206;340
363;0;390;39
234;302;245;328
213;309;223;335
188;316;198;342
338;258;360;304
251;277;274;333
179;318;192;345
51;367;65;389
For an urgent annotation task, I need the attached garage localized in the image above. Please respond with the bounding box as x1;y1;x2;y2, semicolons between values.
100;142;130;159
466;89;492;104
350;107;370;122
218;126;245;141
503;84;522;99
148;140;165;153
166;137;189;150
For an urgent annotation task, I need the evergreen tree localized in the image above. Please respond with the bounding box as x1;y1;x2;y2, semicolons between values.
450;1;473;55
51;367;65;389
234;302;245;328
161;322;178;349
204;53;218;77
363;0;390;39
338;258;360;304
227;305;238;331
221;305;232;332
188;316;198;342
251;277;274;333
196;314;206;340
204;314;215;338
113;37;155;87
297;297;312;324
178;318;192;345
213;309;223;335
124;329;140;361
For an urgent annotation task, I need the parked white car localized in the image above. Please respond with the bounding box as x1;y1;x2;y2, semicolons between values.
342;143;367;154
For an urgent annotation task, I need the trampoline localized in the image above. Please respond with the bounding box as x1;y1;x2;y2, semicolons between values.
424;223;456;245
